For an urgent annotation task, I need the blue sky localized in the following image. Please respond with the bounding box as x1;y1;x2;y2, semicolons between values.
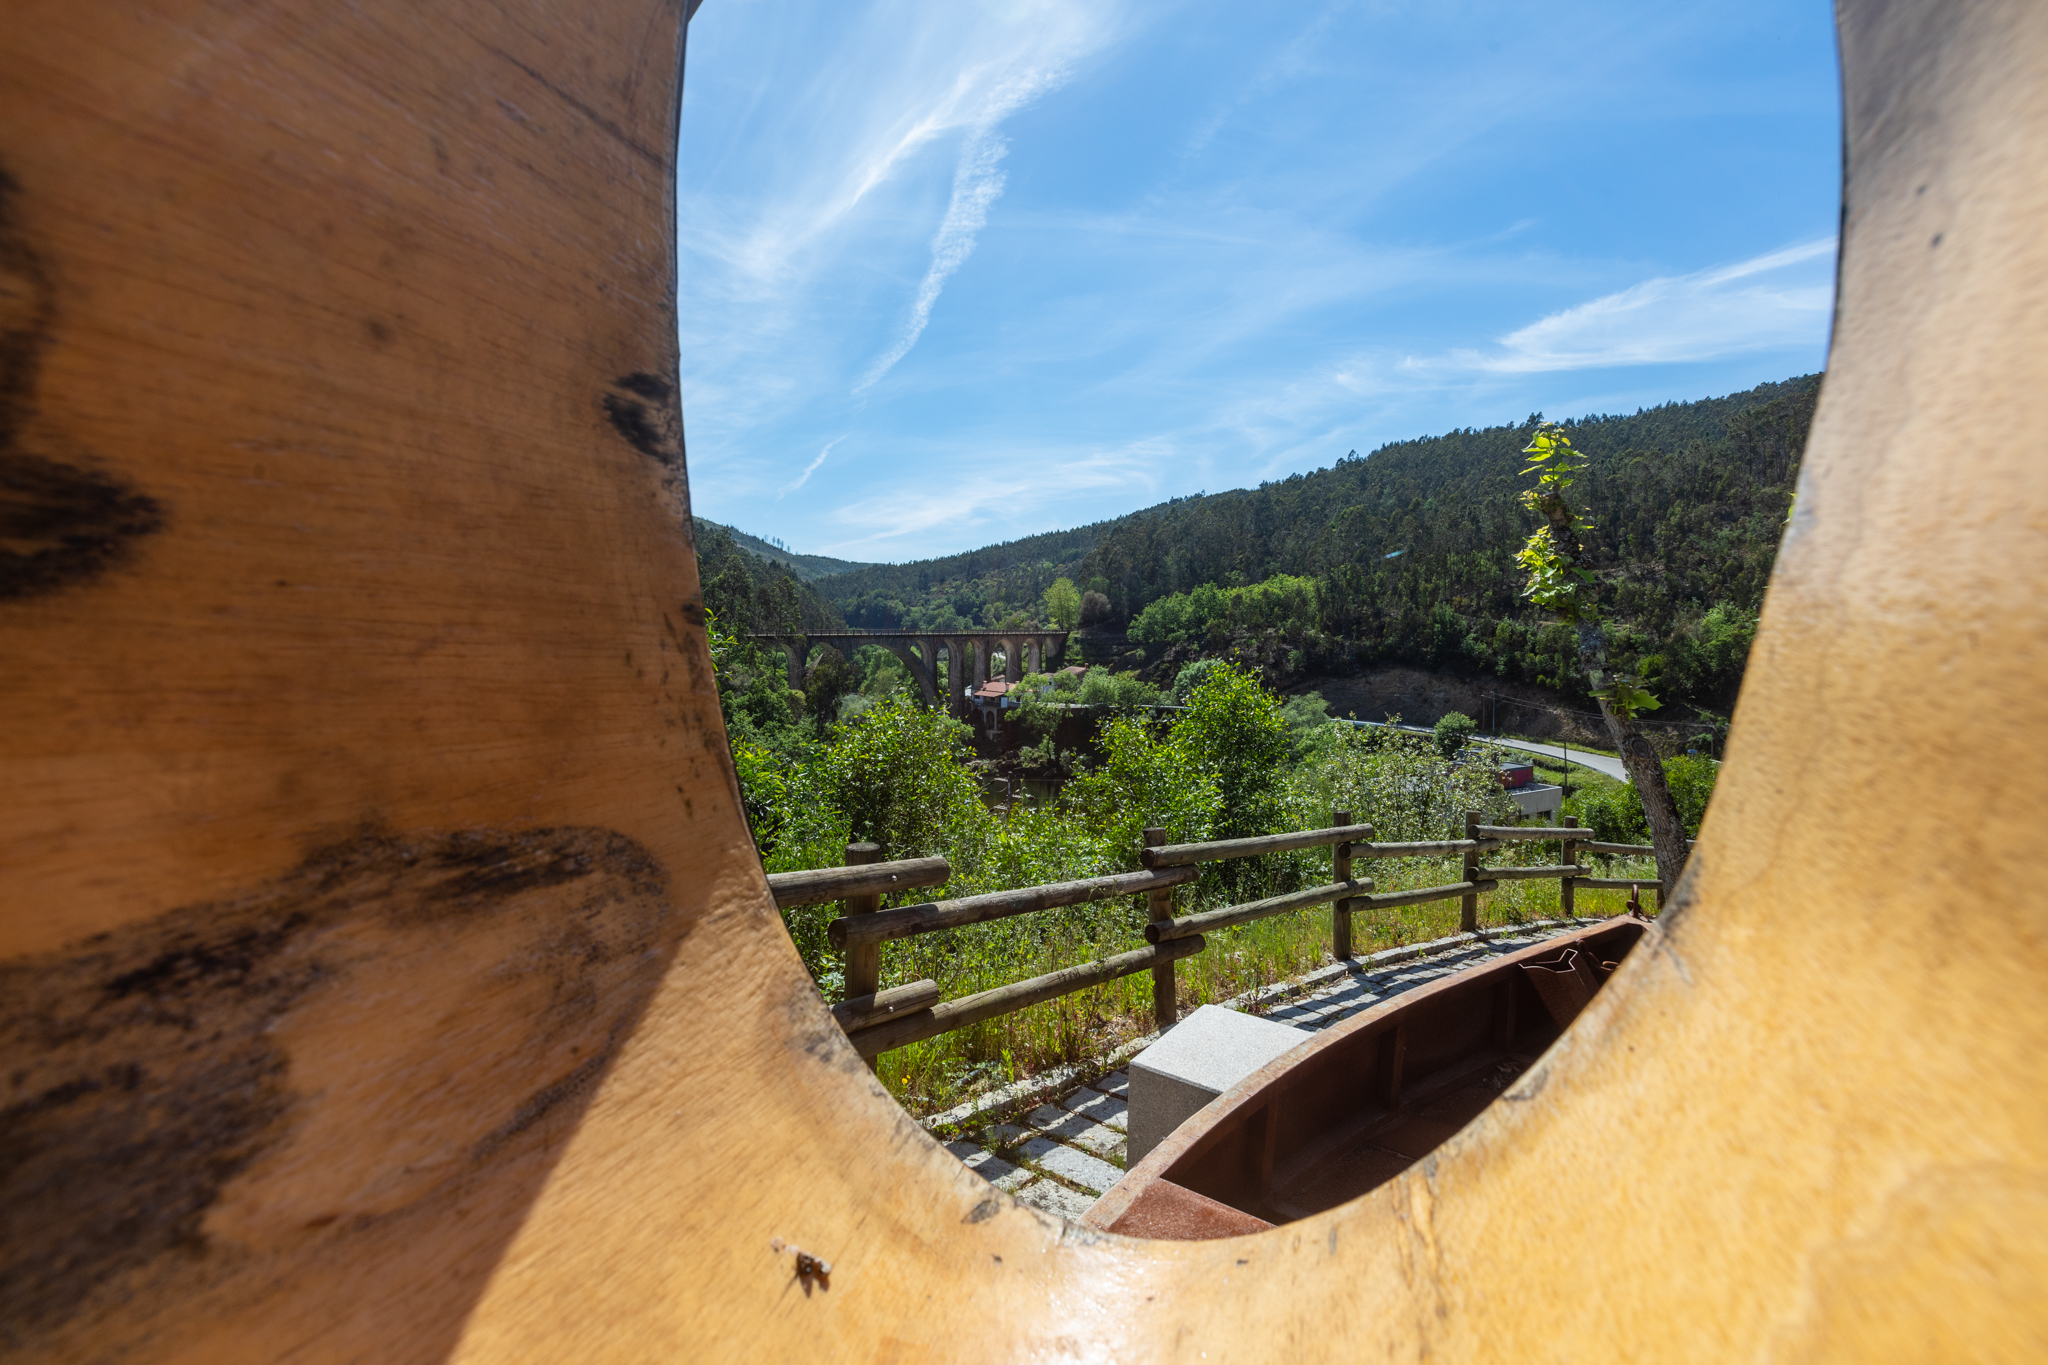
677;0;1841;562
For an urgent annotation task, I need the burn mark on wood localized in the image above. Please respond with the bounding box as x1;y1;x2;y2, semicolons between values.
0;826;673;1346
615;372;670;401
0;453;165;599
0;163;165;601
603;371;683;470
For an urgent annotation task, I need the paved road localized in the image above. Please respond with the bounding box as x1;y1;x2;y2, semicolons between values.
1483;736;1628;781
1337;719;1630;782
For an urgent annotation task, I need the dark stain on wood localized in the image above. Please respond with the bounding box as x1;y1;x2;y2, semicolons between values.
0;453;166;600
602;371;684;471
1;164;165;601
0;826;674;1346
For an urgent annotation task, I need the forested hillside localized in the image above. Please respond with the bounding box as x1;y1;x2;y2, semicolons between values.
823;523;1113;632
693;519;844;635
700;519;876;583
813;375;1817;712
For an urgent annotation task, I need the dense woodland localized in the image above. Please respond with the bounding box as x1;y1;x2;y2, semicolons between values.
692;517;844;636
811;375;1817;713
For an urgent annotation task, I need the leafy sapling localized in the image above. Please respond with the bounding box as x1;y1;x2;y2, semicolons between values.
1515;423;1692;896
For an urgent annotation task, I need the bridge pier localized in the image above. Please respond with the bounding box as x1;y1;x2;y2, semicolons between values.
748;631;1069;712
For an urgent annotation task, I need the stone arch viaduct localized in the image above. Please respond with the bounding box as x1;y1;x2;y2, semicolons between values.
752;630;1072;710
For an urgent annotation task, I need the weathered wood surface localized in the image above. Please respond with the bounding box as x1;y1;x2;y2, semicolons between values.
829;979;940;1032
767;855;950;908
826;865;1198;949
1362;880;1499;912
846;938;1207;1058
2;0;2045;1361
1355;837;1503;858
1143;826;1178;1030
1138;823;1375;868
1478;864;1594;880
1331;810;1356;959
1576;839;1691;857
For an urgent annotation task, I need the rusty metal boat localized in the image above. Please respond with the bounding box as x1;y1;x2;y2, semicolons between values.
1083;915;1653;1239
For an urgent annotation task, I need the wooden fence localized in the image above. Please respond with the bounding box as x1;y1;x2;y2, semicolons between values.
767;813;1681;1063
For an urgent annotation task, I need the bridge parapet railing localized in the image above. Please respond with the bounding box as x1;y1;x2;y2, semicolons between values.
763;813;1682;1064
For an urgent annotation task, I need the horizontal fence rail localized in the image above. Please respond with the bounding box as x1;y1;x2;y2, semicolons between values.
1576;839;1694;858
1140;824;1375;869
844;939;1207;1059
1474;824;1581;841
1356;838;1504;859
766;856;950;908
1480;864;1593;880
778;810;1687;1062
828;866;1201;950
1144;878;1375;942
1359;879;1502;912
830;979;939;1031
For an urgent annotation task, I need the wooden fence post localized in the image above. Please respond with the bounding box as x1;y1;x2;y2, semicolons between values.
840;841;884;1002
1460;810;1480;933
1559;814;1579;919
841;842;884;1073
1331;809;1355;960
1142;827;1178;1030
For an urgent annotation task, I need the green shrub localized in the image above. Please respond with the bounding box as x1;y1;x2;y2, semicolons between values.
816;695;987;860
1565;754;1720;844
1171;657;1228;701
1170;663;1290;840
1432;711;1477;758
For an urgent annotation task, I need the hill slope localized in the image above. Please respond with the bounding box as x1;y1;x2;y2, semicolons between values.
692;520;844;636
812;375;1818;711
697;520;876;583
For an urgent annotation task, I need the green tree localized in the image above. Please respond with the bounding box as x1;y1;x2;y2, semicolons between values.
1042;577;1082;630
1168;662;1290;840
1515;422;1691;892
817;695;986;859
1064;714;1219;857
1170;657;1228;701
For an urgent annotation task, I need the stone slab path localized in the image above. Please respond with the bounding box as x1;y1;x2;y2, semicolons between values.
940;921;1596;1220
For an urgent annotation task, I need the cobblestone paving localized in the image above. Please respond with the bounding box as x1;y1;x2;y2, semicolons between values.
944;923;1588;1219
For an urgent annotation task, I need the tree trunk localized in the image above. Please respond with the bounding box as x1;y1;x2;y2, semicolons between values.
1596;701;1690;895
1576;623;1690;896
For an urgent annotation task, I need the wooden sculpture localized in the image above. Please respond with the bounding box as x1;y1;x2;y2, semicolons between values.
2;0;2043;1359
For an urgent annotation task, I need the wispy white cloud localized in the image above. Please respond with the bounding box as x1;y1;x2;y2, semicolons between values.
676;0;1125;509
856;55;1094;391
679;0;1842;559
855;128;1011;391
1182;0;1354;158
813;440;1170;556
1431;238;1837;374
778;437;842;499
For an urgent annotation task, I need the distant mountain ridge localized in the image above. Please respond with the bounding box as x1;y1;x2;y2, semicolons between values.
696;520;876;583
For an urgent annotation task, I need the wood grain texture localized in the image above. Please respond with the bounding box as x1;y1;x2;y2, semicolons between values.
2;0;2045;1361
